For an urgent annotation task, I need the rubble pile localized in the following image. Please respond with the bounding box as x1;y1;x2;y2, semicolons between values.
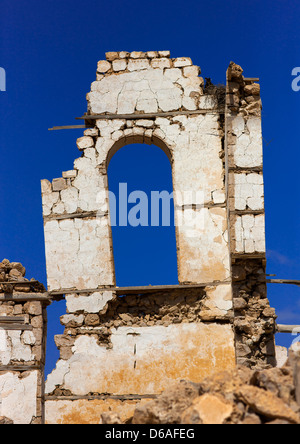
0;259;45;293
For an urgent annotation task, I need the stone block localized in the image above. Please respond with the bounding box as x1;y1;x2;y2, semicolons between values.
212;190;226;204
151;58;172;69
128;59;150;71
41;179;52;194
244;83;260;96
130;51;146;59
173;57;192;68
158;50;170;58
84;127;99;137
181;394;233;424
105;52;119;61
52;178;67;192
76;136;94;150
119;51;130;59
183;65;201;77
112;59;127;72
62;170;77;179
66;291;114;314
146;51;158;58
97;60;111;73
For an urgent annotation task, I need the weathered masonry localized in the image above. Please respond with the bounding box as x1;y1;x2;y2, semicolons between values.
0;51;277;424
41;52;277;424
0;260;49;424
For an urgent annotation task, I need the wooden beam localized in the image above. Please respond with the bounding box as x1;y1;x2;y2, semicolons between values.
43;210;106;222
230;210;265;216
232;253;266;260
0;365;42;372
277;324;300;334
0;324;32;331
0;316;25;323
228;166;263;173
49;109;226;131
0;293;51;302
49;280;231;297
114;282;229;295
267;279;300;286
0;280;40;286
244;77;260;82
48;125;92;131
76;109;224;121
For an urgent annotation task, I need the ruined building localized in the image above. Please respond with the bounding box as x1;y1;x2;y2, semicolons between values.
0;51;277;424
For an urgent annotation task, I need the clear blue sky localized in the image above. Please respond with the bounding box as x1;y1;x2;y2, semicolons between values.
1;0;299;375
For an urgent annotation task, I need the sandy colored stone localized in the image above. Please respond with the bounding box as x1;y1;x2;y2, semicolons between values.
151;58;172;69
238;385;300;424
112;59;127;72
76;136;94;150
128;59;150;71
173;57;192;68
10;262;26;276
244;83;260;96
97;60;111;73
52;178;67;192
105;52;119;61
62;170;77;179
41;179;52;194
0;416;14;424
24;301;42;316
228;62;243;81
181;394;233;424
101;412;123;424
132;380;200;424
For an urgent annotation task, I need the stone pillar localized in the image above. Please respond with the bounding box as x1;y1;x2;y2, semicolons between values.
225;62;276;368
0;259;49;424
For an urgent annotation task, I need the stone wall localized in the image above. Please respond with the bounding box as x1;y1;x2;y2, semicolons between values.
0;52;278;425
42;51;229;290
0;259;50;424
225;62;276;368
40;52;276;423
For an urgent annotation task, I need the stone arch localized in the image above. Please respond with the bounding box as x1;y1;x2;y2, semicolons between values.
106;130;173;169
42;51;231;292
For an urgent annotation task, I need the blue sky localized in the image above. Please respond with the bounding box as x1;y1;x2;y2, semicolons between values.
0;0;299;375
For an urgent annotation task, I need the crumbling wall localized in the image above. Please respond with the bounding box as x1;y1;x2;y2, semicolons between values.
41;51;230;289
40;52;276;424
41;51;238;424
0;259;49;424
225;62;276;368
45;288;235;424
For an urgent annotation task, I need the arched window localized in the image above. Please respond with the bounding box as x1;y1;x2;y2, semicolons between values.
107;142;178;287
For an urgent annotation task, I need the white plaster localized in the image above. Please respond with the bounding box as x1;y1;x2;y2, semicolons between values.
66;291;114;314
88;60;202;115
44;217;115;291
231;117;263;168
234;214;266;253
0;371;38;424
